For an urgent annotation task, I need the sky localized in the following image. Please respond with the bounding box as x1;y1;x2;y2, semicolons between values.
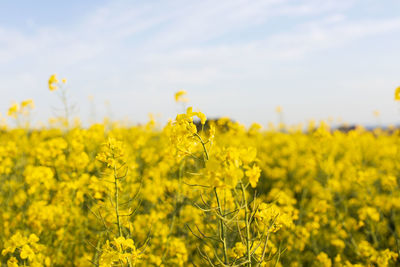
1;0;400;127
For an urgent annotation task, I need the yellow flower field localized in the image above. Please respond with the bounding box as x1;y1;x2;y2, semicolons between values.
0;77;400;266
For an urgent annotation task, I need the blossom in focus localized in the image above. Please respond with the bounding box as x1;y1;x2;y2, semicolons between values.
96;137;125;168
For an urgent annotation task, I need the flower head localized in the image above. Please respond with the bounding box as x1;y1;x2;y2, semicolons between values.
48;74;59;91
174;90;188;103
96;137;125;168
245;165;261;188
7;103;19;117
395;86;400;101
21;99;34;109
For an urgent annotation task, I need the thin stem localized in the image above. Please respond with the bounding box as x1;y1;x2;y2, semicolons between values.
194;133;209;161
61;88;70;127
114;161;123;238
241;182;251;267
214;187;229;265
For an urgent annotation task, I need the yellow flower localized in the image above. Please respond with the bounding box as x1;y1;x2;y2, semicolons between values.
48;74;59;91
174;90;188;102
28;234;40;244
197;111;207;125
231;242;246;258
395;86;400;101
113;237;137;252
20;244;35;260
21;99;34;109
7;103;19;117
245;165;261;188
316;252;332;267
7;257;19;267
96;137;125;168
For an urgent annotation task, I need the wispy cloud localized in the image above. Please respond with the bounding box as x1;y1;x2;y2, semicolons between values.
0;0;400;125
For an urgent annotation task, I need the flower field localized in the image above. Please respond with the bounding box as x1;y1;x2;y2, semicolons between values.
1;80;400;266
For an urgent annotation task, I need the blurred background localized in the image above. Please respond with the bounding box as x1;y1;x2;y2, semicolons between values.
0;0;400;127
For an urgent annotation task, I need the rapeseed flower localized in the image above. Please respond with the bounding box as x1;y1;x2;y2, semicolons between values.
174;90;188;102
48;74;58;91
395;86;400;100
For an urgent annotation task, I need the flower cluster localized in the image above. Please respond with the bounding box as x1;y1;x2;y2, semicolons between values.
48;74;66;91
0;85;400;266
2;232;50;266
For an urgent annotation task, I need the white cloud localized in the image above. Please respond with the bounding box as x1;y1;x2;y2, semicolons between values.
0;0;400;126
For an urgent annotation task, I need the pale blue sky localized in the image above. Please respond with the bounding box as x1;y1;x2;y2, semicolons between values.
1;0;400;126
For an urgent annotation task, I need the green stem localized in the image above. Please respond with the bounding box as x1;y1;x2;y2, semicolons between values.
114;163;123;238
194;133;209;161
241;182;251;267
214;187;228;265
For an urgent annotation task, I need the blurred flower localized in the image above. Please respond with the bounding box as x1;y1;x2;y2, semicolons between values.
48;74;59;91
174;90;188;103
395;86;400;101
7;103;19;117
21;99;34;109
